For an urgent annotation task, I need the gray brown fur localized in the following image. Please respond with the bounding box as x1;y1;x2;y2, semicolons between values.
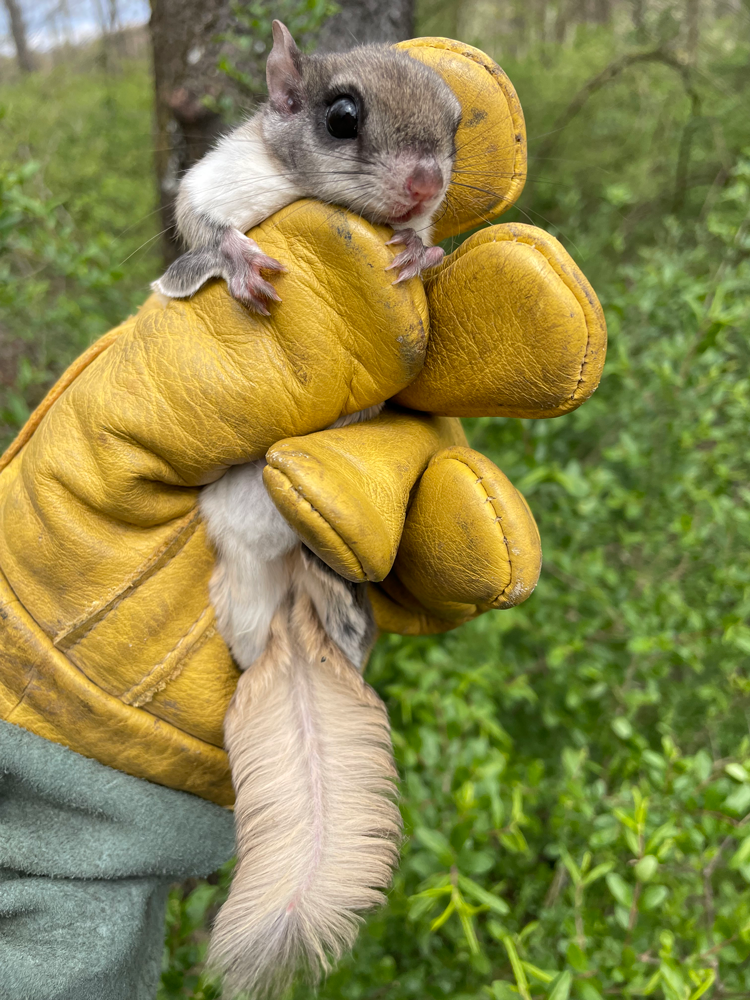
260;43;462;225
299;547;377;669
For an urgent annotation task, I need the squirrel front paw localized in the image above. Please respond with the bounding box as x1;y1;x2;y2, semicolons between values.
385;228;445;283
151;228;285;315
223;230;286;316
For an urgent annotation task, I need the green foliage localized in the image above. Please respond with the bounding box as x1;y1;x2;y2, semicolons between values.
159;148;750;1000
2;4;749;998
215;0;339;109
0;60;159;448
160;863;236;999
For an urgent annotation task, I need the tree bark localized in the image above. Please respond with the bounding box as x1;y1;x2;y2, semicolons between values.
149;0;239;264
631;0;647;44
3;0;34;74
316;0;413;52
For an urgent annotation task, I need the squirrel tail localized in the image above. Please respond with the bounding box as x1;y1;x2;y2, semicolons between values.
208;572;401;999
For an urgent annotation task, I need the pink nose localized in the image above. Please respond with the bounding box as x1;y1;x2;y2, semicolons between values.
406;162;443;204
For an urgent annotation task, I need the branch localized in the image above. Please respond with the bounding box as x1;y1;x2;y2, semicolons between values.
532;47;700;169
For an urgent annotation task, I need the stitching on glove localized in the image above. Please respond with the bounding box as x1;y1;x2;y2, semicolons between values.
371;579;472;634
269;470;369;582
54;509;202;652
430;231;598;406
403;38;526;219
120;606;217;709
449;457;514;605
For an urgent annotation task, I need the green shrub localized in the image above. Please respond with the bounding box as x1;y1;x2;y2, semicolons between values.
0;62;158;448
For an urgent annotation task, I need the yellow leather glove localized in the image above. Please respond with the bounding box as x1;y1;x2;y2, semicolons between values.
0;39;605;806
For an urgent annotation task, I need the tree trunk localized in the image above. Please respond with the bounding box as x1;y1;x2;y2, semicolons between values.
3;0;34;74
631;0;647;44
592;0;612;24
149;0;237;264
316;0;413;52
555;0;570;43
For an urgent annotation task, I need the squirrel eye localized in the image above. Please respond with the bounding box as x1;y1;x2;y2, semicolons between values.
326;96;358;140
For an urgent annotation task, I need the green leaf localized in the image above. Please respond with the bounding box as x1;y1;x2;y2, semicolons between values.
606;872;634;908
634;855;659;882
725;783;750;814
641;884;669;910
561;850;581;885
458;905;481;955
413;827;454;865
613;809;638;832
501;937;532;1000
408;892;441;921
576;982;604;1000
582;861;615;886
642;970;662;995
660;961;688;1000
548;971;572;1000
429;898;455;932
624;828;642;857
488;918;510;942
565;941;588;972
612;716;633;739
183;883;218;929
729;836;750;869
521;961;555;985
725;762;749;783
458;875;510;915
688;970;716;1000
488;983;522;1000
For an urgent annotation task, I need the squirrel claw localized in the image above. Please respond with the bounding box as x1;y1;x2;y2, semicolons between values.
228;269;282;314
385;228;444;283
224;231;285;314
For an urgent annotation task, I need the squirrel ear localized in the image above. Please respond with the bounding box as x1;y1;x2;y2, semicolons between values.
267;20;304;114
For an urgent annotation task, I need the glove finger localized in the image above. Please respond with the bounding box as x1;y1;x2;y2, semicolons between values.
394;222;607;418
398;38;526;241
263;412;466;583
370;446;541;635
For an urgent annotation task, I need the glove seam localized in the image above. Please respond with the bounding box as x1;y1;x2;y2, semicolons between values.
444;452;514;606
400;37;526;224
267;470;370;582
429;231;595;407
120;606;218;709
369;582;470;635
54;509;202;652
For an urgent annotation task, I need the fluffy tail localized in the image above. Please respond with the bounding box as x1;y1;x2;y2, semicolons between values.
209;578;401;999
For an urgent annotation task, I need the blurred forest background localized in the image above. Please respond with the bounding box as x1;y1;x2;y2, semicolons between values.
1;0;749;997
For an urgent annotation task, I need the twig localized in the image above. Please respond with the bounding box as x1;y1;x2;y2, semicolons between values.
543;864;568;908
532;47;699;170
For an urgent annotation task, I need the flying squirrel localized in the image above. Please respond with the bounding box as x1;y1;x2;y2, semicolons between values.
156;22;462;998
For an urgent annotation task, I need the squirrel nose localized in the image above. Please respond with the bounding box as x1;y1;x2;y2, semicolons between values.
406;162;443;203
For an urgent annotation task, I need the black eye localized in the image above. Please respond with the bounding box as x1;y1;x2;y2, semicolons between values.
326;96;358;140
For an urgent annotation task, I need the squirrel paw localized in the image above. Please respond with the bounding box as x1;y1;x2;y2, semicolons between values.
385;228;445;283
152;229;285;314
224;231;286;316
